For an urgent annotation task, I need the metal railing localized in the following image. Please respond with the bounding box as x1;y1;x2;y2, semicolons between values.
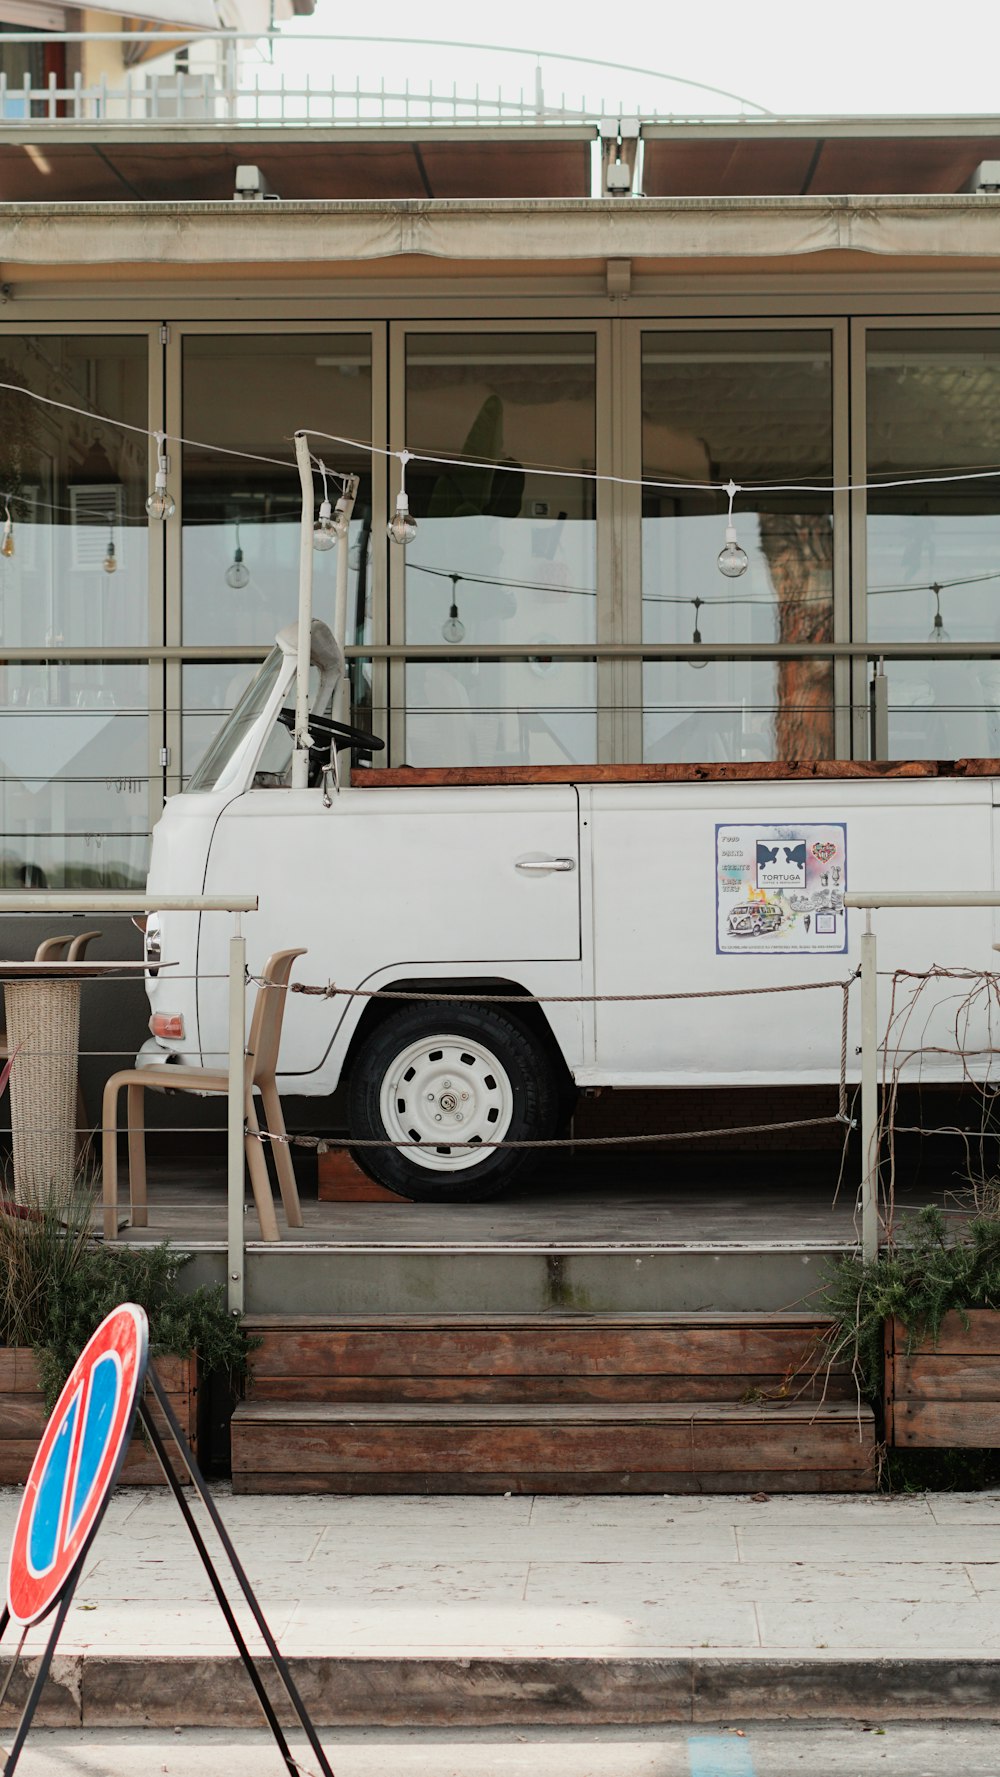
0;32;766;130
846;891;1000;1264
0;891;256;1315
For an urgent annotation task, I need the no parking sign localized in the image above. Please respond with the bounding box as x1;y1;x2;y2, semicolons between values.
6;1303;148;1627
0;1301;332;1777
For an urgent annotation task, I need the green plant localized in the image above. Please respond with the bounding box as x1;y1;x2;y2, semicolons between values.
0;1187;251;1412
822;1203;1000;1402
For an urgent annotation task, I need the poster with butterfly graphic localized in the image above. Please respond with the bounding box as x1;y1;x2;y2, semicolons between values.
715;823;848;955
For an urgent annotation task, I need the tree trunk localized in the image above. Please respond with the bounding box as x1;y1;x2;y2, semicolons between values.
758;512;835;760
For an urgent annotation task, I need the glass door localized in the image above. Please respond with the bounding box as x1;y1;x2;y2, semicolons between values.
389;324;608;767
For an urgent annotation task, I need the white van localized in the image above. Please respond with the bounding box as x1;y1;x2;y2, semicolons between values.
142;623;999;1201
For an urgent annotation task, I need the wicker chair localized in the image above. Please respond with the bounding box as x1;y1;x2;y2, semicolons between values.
101;947;306;1243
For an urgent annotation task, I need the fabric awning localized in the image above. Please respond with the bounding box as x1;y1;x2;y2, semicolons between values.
88;0;221;28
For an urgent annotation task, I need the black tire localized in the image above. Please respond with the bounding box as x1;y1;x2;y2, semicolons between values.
347;1001;560;1202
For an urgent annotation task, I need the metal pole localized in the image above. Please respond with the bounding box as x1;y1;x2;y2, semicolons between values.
333;474;360;786
859;913;879;1263
870;657;889;760
227;923;247;1317
0;894;257;915
292;430;314;792
332;473;359;727
143;1371;336;1777
136;1396;300;1776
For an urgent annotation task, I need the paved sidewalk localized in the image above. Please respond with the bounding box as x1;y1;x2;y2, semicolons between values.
1;1488;999;1726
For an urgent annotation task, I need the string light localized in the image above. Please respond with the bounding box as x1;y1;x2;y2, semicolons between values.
689;597;708;668
145;434;175;520
717;480;748;580
312;460;340;552
225;519;250;590
309;422;1000;501
102;511;117;575
441;572;465;643
928;583;951;643
387;451;418;546
1;380;999;616
0;379;999;519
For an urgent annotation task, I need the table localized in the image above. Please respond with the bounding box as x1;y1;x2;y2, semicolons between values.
1;961;167;1208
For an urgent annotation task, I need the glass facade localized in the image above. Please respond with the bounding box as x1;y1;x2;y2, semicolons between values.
0;336;149;887
3;316;997;888
401;333;597;767
181;333;373;645
867;330;1000;759
642;332;834;763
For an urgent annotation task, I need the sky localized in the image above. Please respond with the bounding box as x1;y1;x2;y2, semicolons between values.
269;0;1000;119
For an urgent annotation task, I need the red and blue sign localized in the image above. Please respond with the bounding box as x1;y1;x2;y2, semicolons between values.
6;1304;149;1626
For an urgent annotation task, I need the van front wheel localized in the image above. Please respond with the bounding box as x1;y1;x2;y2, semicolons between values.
347;1002;559;1202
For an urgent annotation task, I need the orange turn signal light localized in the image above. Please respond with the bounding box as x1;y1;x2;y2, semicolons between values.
150;1013;185;1039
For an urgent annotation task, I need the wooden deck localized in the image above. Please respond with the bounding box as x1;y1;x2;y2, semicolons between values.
108;1149;952;1253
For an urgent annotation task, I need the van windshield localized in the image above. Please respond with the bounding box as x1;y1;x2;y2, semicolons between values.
186;647;284;792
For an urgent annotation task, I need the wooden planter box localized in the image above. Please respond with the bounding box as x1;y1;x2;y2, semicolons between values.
885;1312;1000;1447
0;1349;198;1485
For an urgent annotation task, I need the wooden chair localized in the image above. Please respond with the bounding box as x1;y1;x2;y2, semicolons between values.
101;947;306;1243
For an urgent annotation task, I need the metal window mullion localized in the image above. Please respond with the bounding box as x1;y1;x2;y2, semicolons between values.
595;317;617;765
850;317;873;758
368;322;390;763
163;322;184;794
617;317;643;764
145;326;169;839
831;317;852;762
388;321;407;767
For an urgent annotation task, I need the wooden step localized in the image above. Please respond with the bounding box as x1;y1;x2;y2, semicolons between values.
244;1312;850;1405
231;1399;877;1495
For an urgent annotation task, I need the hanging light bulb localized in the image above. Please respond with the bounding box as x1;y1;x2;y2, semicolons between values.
928;583;950;643
1;502;14;560
441;573;465;643
225;519;249;589
689;597;708;668
387;450;417;546
102;511;118;575
330;493;351;540
313;501;337;551
717;478;748;579
146;434;175;520
312;460;338;552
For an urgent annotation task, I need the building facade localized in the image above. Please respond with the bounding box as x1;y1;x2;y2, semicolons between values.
1;59;1000;891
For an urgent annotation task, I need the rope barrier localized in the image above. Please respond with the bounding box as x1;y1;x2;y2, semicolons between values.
253;1113;853;1156
285;975;857;1006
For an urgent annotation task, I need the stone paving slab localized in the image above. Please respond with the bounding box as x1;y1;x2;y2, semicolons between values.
16;1724;1000;1777
0;1488;999;1726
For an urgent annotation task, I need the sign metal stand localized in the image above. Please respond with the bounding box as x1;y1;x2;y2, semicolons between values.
0;1307;335;1777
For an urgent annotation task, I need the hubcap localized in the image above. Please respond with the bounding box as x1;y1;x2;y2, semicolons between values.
379;1033;515;1172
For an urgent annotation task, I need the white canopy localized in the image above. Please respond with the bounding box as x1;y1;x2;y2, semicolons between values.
87;0;308;25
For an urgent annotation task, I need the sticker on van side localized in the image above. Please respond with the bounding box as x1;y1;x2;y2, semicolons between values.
715;823;847;956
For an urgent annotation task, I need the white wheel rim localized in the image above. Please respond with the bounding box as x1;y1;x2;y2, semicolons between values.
378;1032;515;1173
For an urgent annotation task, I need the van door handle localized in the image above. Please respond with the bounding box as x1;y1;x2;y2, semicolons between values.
515;857;576;872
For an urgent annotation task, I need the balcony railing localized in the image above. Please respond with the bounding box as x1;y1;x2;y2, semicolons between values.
0;31;766;129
